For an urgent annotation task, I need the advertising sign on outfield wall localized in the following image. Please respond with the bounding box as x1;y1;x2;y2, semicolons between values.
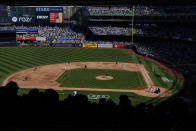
98;44;113;48
16;37;36;40
113;44;128;48
83;44;98;48
36;37;46;41
53;43;74;47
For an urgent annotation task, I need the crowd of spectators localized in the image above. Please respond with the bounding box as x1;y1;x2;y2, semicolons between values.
88;25;196;40
0;81;195;130
87;6;196;16
134;40;196;65
1;24;195;43
89;26;134;35
14;25;84;44
134;25;196;41
87;6;131;16
0;25;15;30
12;25;196;41
0;24;84;44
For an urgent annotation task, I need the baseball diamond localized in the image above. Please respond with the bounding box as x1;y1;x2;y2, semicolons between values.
0;48;183;104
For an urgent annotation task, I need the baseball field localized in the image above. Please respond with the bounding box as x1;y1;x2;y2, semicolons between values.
0;47;183;105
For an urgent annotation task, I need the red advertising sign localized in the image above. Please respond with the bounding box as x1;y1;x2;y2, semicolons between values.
16;37;36;40
113;44;128;48
16;37;23;40
50;12;63;23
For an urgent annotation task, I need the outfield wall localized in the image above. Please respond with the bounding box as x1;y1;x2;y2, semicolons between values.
0;42;131;49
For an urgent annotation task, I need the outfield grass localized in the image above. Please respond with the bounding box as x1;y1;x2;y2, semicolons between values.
56;69;146;89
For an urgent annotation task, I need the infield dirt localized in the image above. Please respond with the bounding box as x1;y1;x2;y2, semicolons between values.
3;62;172;97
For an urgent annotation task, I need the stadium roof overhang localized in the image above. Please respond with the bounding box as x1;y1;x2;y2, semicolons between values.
2;0;196;6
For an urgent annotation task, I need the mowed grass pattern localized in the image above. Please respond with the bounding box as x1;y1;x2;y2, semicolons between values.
0;48;137;85
0;47;183;105
56;69;146;89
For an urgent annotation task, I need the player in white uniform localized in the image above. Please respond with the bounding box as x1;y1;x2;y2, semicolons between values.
73;91;77;96
152;66;155;72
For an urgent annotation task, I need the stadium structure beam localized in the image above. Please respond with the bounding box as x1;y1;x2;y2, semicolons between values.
1;0;196;6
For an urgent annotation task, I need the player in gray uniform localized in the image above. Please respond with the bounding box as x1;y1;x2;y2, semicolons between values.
149;85;153;92
24;76;28;81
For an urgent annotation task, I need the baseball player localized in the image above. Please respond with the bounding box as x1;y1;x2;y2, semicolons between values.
73;90;77;96
64;66;66;70
115;61;118;67
105;73;108;76
155;88;160;94
152;66;155;72
33;67;37;71
84;65;87;69
149;85;153;92
105;73;109;78
24;76;28;81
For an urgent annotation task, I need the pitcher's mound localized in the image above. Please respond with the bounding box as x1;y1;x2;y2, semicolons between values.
96;75;113;80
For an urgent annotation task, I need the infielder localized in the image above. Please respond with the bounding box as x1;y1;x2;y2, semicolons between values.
33;67;37;71
149;85;153;92
24;76;28;81
115;61;118;67
84;65;87;69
